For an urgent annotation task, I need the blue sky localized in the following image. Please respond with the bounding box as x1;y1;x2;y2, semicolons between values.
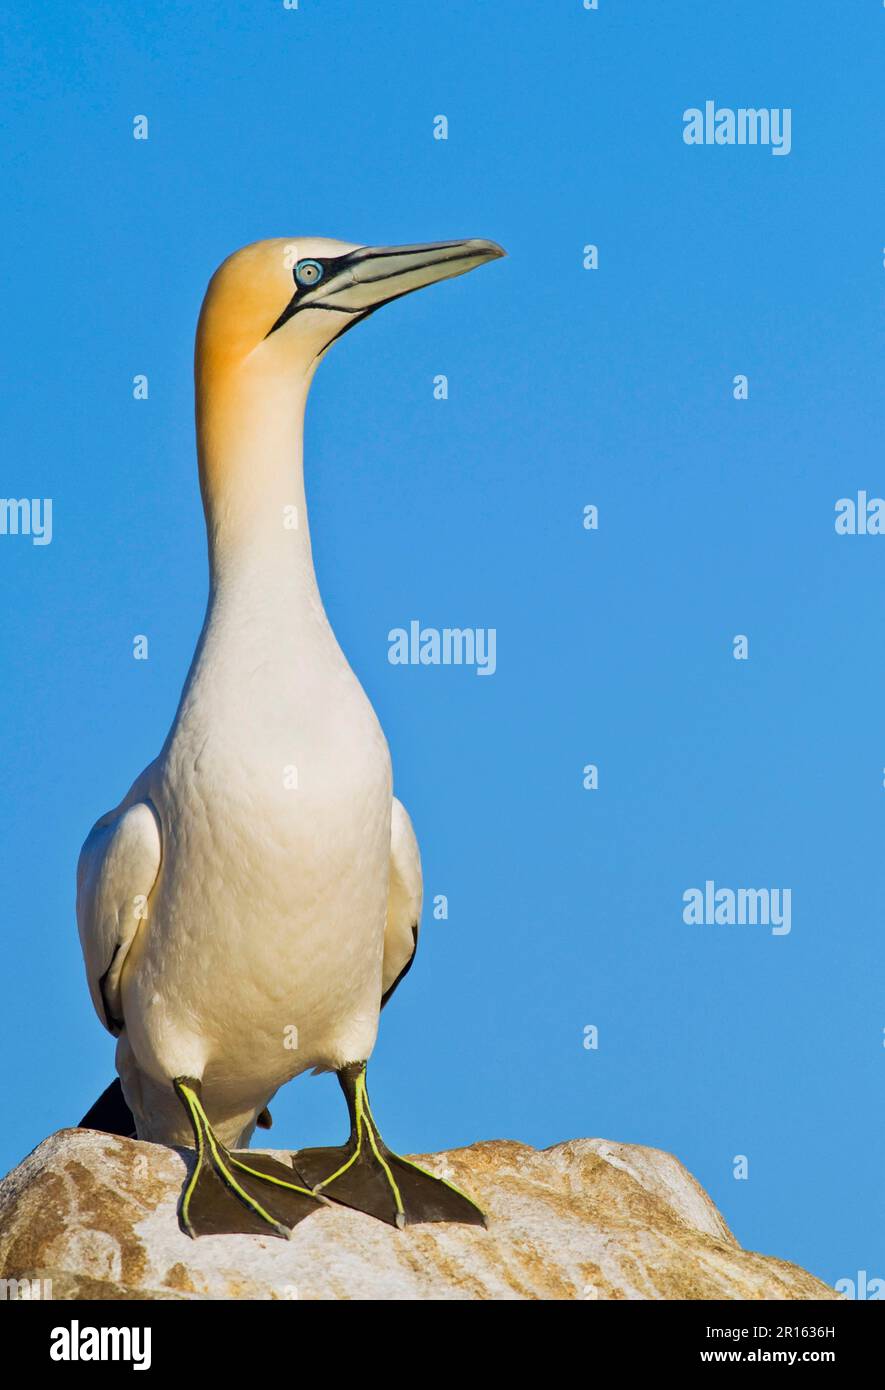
1;1;883;1291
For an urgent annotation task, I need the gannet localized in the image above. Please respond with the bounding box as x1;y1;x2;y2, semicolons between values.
76;236;504;1237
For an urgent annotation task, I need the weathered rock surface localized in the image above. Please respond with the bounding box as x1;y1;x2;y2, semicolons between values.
0;1129;835;1300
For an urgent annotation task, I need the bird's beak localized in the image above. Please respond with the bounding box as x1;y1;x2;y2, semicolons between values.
307;239;506;315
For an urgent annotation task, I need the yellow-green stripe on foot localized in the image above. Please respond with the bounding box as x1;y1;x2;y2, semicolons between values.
292;1062;486;1230
174;1077;323;1239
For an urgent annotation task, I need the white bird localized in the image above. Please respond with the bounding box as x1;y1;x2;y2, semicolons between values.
76;236;504;1236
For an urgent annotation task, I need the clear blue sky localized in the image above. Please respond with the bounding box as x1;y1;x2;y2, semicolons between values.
1;1;882;1292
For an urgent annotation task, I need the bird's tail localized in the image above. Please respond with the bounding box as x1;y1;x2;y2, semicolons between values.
78;1078;137;1138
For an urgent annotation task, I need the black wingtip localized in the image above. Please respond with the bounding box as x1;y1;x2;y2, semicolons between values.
78;1078;136;1137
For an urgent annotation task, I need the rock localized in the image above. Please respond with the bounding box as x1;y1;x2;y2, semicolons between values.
0;1129;835;1300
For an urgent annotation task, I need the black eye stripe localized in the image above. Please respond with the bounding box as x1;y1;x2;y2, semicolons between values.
266;252;351;337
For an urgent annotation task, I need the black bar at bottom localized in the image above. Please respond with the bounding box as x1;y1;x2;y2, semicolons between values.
3;1294;876;1374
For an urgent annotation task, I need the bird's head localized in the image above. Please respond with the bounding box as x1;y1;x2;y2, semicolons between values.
196;235;505;384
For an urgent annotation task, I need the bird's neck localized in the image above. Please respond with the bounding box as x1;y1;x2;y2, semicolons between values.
196;359;318;608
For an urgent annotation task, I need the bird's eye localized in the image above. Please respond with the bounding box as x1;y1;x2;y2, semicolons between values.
295;259;324;287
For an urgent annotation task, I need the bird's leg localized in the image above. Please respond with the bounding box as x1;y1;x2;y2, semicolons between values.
173;1077;324;1239
292;1062;486;1229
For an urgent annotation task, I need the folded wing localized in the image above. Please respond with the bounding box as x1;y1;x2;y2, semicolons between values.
381;797;423;1008
76;801;161;1034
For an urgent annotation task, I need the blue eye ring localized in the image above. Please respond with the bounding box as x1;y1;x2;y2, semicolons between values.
295;259;324;288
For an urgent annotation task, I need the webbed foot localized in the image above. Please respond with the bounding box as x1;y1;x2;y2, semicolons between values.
292;1063;486;1230
174;1077;324;1239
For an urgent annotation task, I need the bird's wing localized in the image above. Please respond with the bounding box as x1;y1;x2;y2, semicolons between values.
381;797;423;1007
76;801;161;1034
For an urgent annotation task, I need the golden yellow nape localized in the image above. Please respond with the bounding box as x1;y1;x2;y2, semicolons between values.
195;236;360;376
